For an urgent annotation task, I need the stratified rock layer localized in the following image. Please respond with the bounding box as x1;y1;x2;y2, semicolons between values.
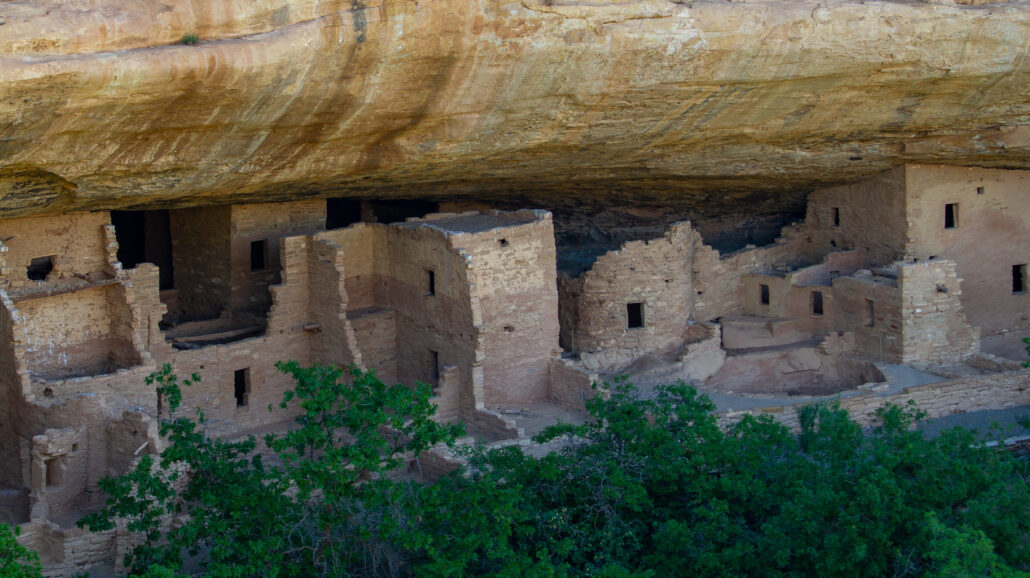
0;0;1027;216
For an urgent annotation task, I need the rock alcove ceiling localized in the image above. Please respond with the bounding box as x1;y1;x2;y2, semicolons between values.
0;0;1027;221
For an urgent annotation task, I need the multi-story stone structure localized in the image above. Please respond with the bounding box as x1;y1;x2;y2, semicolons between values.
0;164;1027;574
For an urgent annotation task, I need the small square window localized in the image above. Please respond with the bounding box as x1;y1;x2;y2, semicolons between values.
426;269;436;296
811;291;824;316
27;255;54;281
865;299;875;327
234;368;250;407
944;203;959;229
976;186;985;195
759;284;770;306
832;208;840;227
250;240;267;271
627;302;644;329
1013;265;1027;294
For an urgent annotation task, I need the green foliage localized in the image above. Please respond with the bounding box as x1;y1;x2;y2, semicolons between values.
80;363;462;576
0;524;41;578
181;33;200;46
82;371;1030;577
1022;337;1030;368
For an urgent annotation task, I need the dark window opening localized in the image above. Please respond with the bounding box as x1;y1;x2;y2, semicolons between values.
250;240;267;271
426;270;436;296
944;203;959;229
369;199;438;224
45;457;63;488
627;302;644;329
811;291;824;316
326;198;363;229
234;368;250;407
832;208;840;227
976;186;985;195
1013;265;1026;294
111;210;174;290
759;284;770;306
865;299;875;327
26;256;54;281
429;350;440;382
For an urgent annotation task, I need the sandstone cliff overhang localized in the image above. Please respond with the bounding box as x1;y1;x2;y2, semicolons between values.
0;0;1027;217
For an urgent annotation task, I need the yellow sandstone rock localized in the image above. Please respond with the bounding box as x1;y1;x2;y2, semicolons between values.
0;0;1027;215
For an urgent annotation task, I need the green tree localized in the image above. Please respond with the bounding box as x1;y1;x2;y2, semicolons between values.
81;370;1030;577
80;362;461;576
0;523;41;578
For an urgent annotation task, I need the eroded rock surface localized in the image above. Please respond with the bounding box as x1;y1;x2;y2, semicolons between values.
0;0;1027;216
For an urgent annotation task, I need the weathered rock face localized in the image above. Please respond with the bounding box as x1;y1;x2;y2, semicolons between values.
0;0;1027;217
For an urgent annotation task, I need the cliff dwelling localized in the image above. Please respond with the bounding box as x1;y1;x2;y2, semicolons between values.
0;164;1027;573
1;0;1029;572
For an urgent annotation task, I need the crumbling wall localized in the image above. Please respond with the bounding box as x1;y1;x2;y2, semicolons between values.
692;224;812;323
0;213;111;291
309;225;396;383
559;222;693;365
549;357;600;411
16;285;140;381
229;200;325;313
901;165;1030;335
562;220;812;369
896;260;979;364
718;368;1030;432
169;207;231;321
0;291;29;488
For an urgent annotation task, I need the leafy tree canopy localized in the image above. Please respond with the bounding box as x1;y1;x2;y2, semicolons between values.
76;365;1029;577
0;523;41;578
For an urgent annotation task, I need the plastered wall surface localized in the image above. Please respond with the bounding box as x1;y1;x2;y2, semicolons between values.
807;164;1030;337
901;165;1030;335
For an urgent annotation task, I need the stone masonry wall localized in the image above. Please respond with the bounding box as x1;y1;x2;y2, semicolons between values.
692;223;813;323
306;234;364;372
229;200;325;313
562;220;813;370
560;222;694;363
386;221;477;421
832;273;903;362
896;260;979;364
169;206;231;321
902;165;1030;335
0;212;111;291
806;165;908;264
718;368;1030;433
464;211;559;408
